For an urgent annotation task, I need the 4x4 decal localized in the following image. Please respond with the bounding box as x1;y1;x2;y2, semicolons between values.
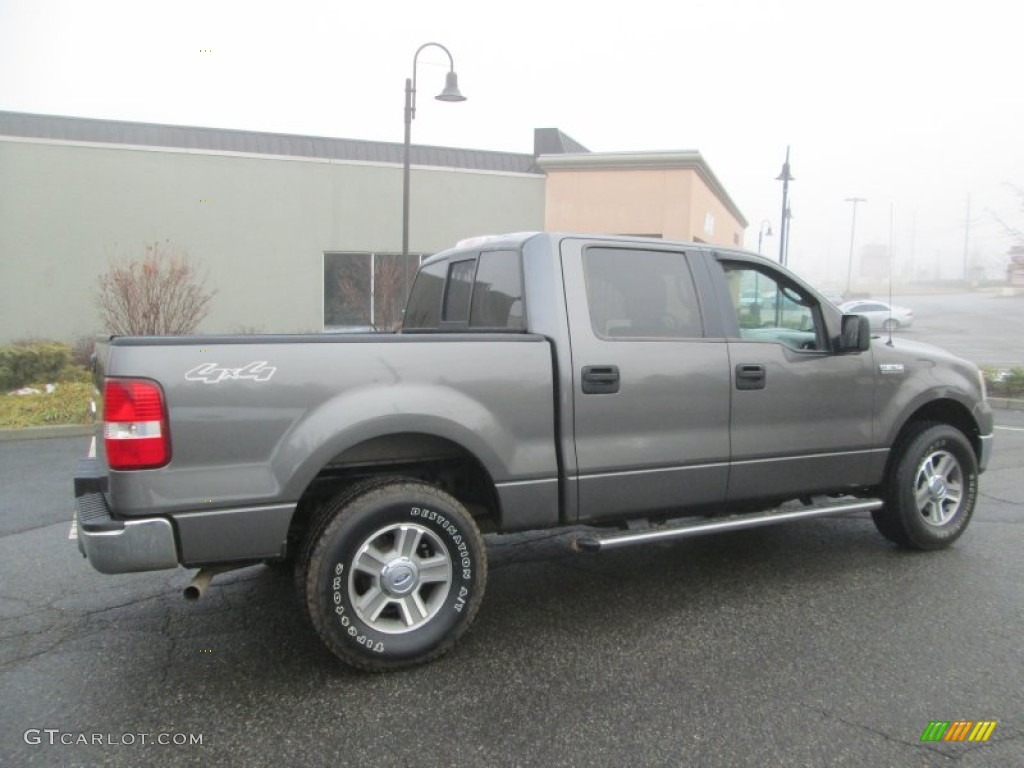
185;361;276;384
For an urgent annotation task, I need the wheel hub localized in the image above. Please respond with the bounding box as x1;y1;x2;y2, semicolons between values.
348;522;453;634
380;558;419;597
926;475;948;502
915;449;963;527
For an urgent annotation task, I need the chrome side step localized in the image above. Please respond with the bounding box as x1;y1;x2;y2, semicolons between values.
574;498;884;552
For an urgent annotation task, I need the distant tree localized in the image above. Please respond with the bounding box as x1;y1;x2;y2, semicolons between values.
96;241;216;335
372;253;409;331
991;183;1024;246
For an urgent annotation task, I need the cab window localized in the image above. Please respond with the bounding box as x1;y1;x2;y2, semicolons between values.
470;250;525;329
721;262;822;351
583;247;703;339
403;261;446;329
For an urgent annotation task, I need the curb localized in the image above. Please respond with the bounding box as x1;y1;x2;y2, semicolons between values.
0;424;95;442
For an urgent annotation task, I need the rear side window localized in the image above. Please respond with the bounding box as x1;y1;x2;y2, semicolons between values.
404;249;526;331
470;250;525;329
443;260;476;322
403;261;446;329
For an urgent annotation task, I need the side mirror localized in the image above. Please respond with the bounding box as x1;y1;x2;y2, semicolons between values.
840;314;871;352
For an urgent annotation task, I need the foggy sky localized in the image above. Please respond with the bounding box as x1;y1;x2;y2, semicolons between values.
1;0;1021;287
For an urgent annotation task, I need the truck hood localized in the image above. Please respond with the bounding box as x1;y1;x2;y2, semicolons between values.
871;336;974;367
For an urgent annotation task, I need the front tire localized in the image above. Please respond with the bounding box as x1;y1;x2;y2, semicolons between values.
872;422;978;550
300;478;487;671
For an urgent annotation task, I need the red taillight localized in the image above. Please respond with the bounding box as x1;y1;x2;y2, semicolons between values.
103;378;170;470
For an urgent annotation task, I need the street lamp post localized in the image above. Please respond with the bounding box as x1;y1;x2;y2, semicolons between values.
775;147;794;266
757;219;773;255
844;196;867;295
402;42;466;261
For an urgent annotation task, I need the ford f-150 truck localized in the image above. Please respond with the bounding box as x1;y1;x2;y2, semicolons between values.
74;232;994;670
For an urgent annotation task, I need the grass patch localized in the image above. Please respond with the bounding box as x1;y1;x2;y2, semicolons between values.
0;381;94;429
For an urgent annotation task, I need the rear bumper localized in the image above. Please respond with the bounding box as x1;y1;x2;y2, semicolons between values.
74;459;179;574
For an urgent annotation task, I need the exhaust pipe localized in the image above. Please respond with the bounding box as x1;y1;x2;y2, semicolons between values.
183;565;239;601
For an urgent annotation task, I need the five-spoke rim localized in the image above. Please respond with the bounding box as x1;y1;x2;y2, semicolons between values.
914;450;963;527
349;523;452;634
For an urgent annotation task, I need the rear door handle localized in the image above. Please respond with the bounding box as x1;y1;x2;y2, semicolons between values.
735;363;766;390
582;365;620;394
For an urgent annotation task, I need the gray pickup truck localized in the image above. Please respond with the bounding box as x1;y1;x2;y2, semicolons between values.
74;232;994;670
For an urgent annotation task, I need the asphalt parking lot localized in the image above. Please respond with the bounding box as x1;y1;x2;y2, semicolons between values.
1;410;1022;767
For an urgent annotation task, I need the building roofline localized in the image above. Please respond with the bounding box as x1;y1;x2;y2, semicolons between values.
0;110;540;175
536;150;748;228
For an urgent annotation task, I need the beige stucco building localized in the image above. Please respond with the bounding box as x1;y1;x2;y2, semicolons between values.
540;149;746;246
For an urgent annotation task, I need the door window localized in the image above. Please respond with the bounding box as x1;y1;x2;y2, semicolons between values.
721;263;822;351
582;247;703;339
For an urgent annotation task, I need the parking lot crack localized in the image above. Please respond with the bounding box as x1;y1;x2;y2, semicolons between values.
794;702;945;756
979;491;1024;506
158;612;176;684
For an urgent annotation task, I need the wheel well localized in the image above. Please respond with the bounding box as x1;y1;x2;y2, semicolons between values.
283;433;501;559
898;399;981;459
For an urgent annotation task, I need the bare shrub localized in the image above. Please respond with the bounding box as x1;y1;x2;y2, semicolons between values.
96;242;216;335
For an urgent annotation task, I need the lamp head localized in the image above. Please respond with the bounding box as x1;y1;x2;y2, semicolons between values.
436;71;466;102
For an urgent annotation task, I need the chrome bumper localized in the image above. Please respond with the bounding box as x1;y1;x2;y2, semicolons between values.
74;457;179;574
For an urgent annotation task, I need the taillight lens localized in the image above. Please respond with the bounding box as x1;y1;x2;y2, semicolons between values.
103;378;170;470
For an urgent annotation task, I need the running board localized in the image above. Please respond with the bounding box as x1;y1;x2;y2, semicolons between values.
573;498;884;552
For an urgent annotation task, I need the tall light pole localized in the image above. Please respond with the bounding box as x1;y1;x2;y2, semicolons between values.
757;219;773;255
775;147;794;266
844;197;867;295
403;42;466;260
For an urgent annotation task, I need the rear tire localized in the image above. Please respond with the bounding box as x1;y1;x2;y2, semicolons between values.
871;422;978;550
299;478;487;671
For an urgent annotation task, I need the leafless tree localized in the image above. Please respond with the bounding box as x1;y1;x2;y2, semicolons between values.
990;183;1024;246
372;254;408;331
96;242;216;335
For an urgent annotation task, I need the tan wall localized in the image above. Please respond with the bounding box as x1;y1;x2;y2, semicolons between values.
544;167;743;247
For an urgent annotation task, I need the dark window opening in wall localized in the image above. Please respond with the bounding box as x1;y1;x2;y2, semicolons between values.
324;252;421;331
619;233;663;239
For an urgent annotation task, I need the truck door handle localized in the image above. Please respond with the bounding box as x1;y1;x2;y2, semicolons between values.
735;364;766;390
582;365;620;394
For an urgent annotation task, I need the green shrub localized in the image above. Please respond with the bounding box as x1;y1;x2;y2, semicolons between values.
0;342;73;390
983;366;1024;398
1004;368;1024;396
0;382;94;428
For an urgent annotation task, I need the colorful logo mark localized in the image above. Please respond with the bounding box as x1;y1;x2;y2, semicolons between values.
921;721;997;743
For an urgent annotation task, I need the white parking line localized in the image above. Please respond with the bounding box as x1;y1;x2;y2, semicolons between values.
995;426;1024;432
